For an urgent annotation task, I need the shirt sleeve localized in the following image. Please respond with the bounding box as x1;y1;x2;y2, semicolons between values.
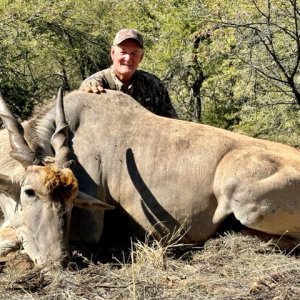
134;70;178;119
159;85;178;119
80;71;107;88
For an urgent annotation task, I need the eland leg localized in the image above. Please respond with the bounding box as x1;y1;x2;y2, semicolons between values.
213;149;300;240
0;227;21;256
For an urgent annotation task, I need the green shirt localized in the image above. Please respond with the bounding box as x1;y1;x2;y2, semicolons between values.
81;67;178;118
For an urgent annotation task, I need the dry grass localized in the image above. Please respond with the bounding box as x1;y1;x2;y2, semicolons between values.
1;232;300;299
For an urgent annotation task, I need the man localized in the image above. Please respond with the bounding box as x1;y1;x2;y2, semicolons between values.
79;29;178;118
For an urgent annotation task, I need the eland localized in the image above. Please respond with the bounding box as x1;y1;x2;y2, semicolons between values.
1;89;300;267
0;89;113;267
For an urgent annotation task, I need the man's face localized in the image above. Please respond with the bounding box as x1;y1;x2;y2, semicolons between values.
111;39;144;84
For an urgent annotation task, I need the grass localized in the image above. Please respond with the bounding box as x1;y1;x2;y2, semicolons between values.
1;232;300;299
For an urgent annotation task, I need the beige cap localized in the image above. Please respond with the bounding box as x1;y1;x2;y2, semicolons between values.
113;29;144;49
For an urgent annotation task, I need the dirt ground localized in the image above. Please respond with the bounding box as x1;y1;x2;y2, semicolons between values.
1;232;300;299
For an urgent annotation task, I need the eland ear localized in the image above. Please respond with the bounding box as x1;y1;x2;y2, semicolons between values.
74;191;115;210
0;174;20;197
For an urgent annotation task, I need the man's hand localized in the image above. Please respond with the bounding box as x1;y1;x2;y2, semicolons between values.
79;84;106;94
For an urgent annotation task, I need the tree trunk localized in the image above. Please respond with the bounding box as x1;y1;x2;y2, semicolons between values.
190;74;205;123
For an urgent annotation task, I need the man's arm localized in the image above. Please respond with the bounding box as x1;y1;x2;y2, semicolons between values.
159;88;178;119
134;70;178;119
79;71;106;94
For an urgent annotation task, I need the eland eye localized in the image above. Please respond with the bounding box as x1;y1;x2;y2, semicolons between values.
24;189;36;198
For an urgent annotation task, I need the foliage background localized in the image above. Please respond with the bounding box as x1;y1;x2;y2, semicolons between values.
1;0;300;146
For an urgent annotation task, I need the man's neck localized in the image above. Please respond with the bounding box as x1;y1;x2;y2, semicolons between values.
112;69;135;86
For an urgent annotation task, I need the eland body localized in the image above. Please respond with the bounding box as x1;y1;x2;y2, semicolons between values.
1;90;300;267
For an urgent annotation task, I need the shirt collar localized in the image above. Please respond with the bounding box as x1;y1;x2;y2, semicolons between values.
110;67;137;91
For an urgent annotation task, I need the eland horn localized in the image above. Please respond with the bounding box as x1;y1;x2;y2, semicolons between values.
50;88;73;168
0;92;40;168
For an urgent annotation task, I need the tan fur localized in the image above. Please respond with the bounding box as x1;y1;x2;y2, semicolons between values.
0;227;20;256
27;165;78;199
61;91;300;245
2;89;300;268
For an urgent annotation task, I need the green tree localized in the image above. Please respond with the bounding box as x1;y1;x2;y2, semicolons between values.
194;0;300;145
0;0;112;118
1;0;299;146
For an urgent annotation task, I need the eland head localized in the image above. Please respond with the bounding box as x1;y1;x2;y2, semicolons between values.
0;89;113;268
